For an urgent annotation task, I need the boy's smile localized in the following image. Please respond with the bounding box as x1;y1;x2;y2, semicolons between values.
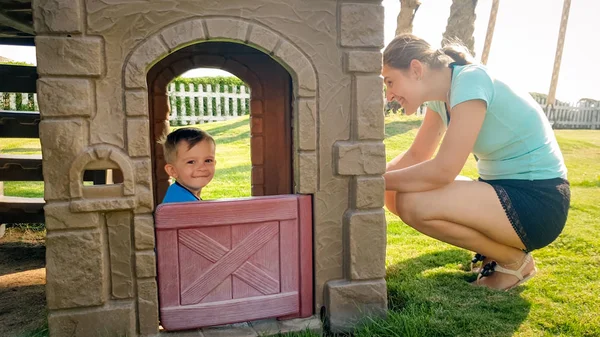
164;139;216;197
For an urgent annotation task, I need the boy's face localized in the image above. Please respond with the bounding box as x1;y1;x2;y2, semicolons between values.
164;139;216;195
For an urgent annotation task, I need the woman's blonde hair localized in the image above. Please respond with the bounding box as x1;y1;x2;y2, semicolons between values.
383;33;474;70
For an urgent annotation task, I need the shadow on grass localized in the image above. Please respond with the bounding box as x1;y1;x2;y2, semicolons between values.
385;119;422;138
216;129;250;145
215;163;251;177
0;240;45;276
353;249;532;337
171;118;250;144
203;118;249;137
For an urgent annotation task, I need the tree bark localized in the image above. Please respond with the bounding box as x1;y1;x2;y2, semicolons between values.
395;0;422;36
442;0;478;55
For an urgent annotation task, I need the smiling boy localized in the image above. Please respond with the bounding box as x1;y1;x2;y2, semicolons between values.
160;128;216;203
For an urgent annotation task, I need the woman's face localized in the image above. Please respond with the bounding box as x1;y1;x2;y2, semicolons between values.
382;61;425;115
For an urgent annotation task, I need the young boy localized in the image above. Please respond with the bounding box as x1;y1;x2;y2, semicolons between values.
160;127;216;203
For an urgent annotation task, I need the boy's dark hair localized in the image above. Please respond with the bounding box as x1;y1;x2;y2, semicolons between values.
161;128;215;163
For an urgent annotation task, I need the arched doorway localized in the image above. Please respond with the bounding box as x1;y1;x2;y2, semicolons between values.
147;41;312;330
147;42;293;206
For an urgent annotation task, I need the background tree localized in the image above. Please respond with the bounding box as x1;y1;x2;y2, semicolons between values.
396;0;422;35
442;0;478;55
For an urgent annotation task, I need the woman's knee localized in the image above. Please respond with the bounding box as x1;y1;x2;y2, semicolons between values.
395;192;422;225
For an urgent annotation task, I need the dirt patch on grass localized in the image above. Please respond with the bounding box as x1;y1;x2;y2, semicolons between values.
0;226;47;337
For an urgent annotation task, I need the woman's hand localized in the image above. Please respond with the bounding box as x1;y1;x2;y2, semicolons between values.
384;99;486;193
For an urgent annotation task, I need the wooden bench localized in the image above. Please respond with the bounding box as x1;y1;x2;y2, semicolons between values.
0;154;106;182
0;110;40;138
0;65;43;224
1;109;43;223
0;154;43;181
0;195;45;224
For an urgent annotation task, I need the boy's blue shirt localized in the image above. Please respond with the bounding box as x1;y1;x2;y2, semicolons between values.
161;181;201;203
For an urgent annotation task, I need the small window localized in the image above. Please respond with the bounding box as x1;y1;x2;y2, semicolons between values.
82;169;123;186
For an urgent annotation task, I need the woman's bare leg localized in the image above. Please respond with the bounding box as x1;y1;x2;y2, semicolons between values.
393;180;535;290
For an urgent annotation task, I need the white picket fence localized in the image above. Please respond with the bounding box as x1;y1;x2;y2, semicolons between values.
2;89;599;129
167;83;250;126
0;92;38;111
534;97;600;129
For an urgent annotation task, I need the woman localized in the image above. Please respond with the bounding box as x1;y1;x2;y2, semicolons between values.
382;34;570;291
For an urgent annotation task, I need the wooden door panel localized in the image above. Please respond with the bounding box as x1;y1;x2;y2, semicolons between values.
155;195;313;330
160;292;299;331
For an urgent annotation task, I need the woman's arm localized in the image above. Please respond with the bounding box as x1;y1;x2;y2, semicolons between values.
385;107;445;214
384;100;486;193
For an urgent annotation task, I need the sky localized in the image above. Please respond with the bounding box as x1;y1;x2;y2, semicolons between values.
0;0;596;102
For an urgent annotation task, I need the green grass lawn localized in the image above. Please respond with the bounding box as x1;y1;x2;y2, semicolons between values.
2;115;599;337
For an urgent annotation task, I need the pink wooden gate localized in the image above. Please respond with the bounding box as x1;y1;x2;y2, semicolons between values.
154;195;313;331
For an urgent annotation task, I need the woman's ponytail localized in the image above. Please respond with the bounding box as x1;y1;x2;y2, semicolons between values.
440;40;474;65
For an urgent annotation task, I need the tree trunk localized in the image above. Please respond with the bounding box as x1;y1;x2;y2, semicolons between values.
442;0;478;55
395;0;422;35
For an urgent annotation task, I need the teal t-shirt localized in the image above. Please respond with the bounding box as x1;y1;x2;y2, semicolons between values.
426;64;567;181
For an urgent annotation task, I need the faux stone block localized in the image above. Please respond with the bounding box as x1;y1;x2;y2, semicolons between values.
248;25;280;53
106;211;134;299
127;119;150;157
340;4;385;48
250;99;263;116
33;0;82;33
125;35;169;88
356;76;385;140
275;41;316;97
36;36;103;76
297;99;316;151
46;230;104;309
324;279;387;333
298;151;317;194
251;118;263;138
48;302;135;337
136;251;157;278
39;120;86;200
335;142;386;176
134;215;155;250
278;316;322;334
135;184;154;214
37;78;93;117
355;176;385;209
251;136;264;165
137;279;159;336
202;323;256;337
70;197;136;213
125;90;149;117
251;317;322;335
346;51;383;73
44;203;99;230
161;18;206;51
205;17;249;42
347;209;386;279
133;158;153;187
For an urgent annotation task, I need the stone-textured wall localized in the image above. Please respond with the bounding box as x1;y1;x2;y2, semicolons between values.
34;0;387;335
